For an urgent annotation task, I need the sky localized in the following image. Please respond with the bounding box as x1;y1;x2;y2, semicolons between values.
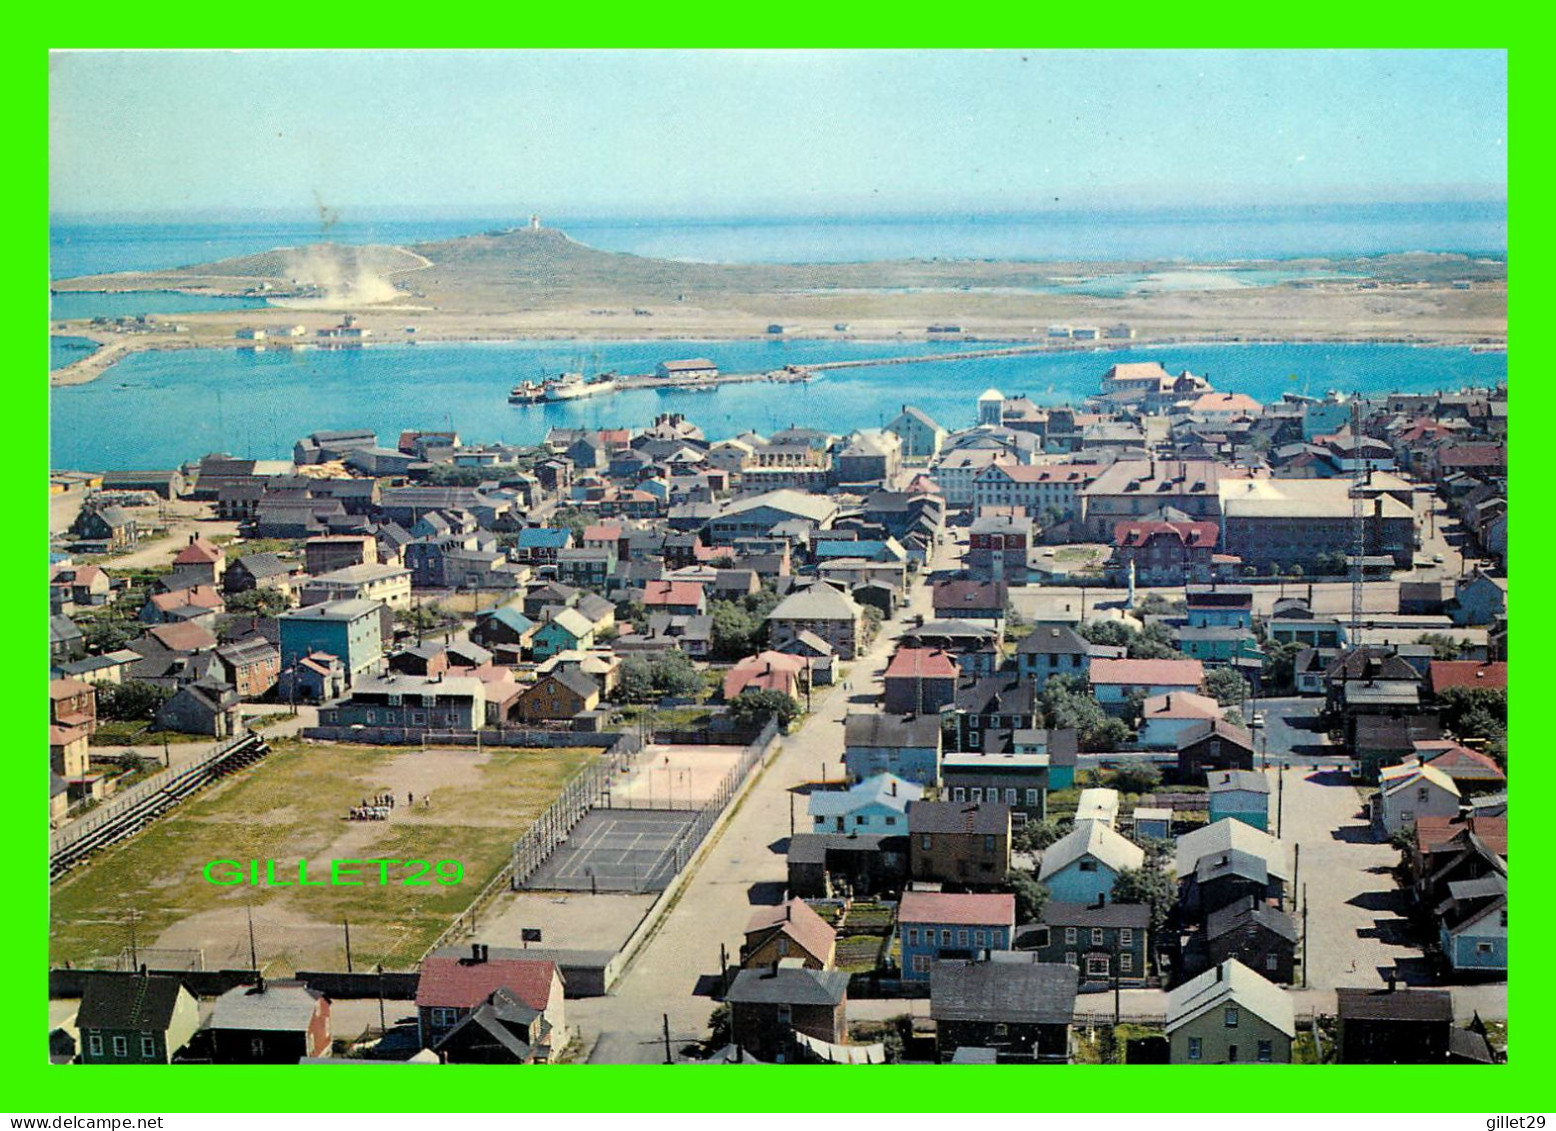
48;49;1507;218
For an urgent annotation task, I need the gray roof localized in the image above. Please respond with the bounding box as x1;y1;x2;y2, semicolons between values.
1036;901;1151;930
232;552;297;578
770;583;861;622
908;800;1008;836
786;833;897;864
77;973;187;1031
1207;770;1270;795
209;981;323;1032
930;955;1079;1025
1016;625;1089;656
1194;847;1269;886
1335;986;1453;1023
1204;897;1297;943
843;712;942;749
1167;959;1295;1037
725;964;849;1007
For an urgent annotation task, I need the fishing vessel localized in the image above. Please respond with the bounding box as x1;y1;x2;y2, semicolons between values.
508;379;546;404
543;371;618;401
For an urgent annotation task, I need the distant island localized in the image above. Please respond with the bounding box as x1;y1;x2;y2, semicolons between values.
50;226;1507;386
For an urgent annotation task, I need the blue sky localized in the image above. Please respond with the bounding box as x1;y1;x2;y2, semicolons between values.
49;50;1507;217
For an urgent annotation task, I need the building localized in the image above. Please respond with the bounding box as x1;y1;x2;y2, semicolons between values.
76;972;200;1065
1014;625;1090;689
514;671;601;723
1089;657;1204;714
278;599;385;687
908;800;1011;888
1111;520;1224;585
842;712;943;787
725;961;849;1063
1184;585;1254;630
972;464;1091;522
207;980;331;1064
966;513;1033;583
1177;719;1257;777
319;673;486;731
1136;691;1225;750
1202;897;1298;985
740;899;838;970
1207;770;1271;831
898;891;1016;980
1019;899;1150;987
1335;985;1453;1064
882;647;959;714
415;945;567;1061
1082;460;1226;541
941;738;1068;824
808;773;921;836
767;583;863;659
884;404;949;459
930;954;1078;1063
931;579;1007;623
1219;478;1415;570
1165;959;1295;1064
300;563;412;610
1376;761;1461;837
1038;819;1145;905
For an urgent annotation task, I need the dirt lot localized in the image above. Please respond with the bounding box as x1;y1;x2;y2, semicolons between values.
50;740;602;973
609;743;747;809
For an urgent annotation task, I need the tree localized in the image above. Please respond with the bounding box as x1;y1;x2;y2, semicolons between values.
1010;870;1050;923
1437;687;1507;741
1111;762;1161;795
226;587;289;617
80;616;135;654
96;680;174;722
728;690;800;731
650;651;703;698
861;605;884;643
1130;621;1182;660
1414;633;1463;660
709;600;762;661
1261;640;1304;694
1112;863;1174;934
706;1003;731;1049
1013;817;1071;852
618;656;655;702
1203;667;1250;708
550;507;592;545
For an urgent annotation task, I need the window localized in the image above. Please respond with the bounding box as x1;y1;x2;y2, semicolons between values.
88;1034;103;1057
1225;1006;1239;1028
387;693;402;707
906;928;918;945
975;930;986;947
1091;928;1104;946
1065;951;1077;965
1228;1044;1239;1063
250;1037;266;1057
365;710;376;724
922;834;932;851
941;929;952;945
1119;928;1133;946
885;816;897;826
1026;789;1039;806
1079;859;1097;872
1267;953;1279;971
952;787;966;801
112;1036;128;1058
777;1004;792;1025
912;954;931;973
1500;910;1508;927
1005;789;1017;804
1120;953;1133;973
1087;954;1110;977
971;788;983;802
958;930;969;946
1188;1037;1202;1061
1257;1040;1273;1063
411;712;426;725
1477;942;1494;955
1065;926;1078;944
431;1007;459;1028
983;835;996;853
855;815;867;825
993;1024;1008;1038
140;1034;157;1058
777;938;789;956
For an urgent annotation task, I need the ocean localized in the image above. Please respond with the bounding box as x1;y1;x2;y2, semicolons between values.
50;340;1508;471
49;201;1507;280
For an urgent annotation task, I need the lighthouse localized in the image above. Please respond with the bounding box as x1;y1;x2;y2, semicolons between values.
529;214;541;231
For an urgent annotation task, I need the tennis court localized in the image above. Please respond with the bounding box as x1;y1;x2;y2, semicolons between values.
521;808;701;892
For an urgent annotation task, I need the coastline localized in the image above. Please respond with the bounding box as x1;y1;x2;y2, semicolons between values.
50;325;1510;390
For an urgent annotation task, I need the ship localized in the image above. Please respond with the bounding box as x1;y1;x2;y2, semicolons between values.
508;379;546;404
543;371;618;401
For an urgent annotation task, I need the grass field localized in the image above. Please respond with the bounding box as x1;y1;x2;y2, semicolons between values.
50;739;601;972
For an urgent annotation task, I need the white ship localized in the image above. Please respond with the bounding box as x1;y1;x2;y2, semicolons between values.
543;371;618;401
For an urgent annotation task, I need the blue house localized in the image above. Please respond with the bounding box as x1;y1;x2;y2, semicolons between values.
808;773;923;835
514;527;573;564
843;713;943;787
1185;586;1254;630
1038;819;1145;905
279;598;384;687
897;891;1015;981
1207;770;1271;831
1437;874;1506;973
530;608;597;660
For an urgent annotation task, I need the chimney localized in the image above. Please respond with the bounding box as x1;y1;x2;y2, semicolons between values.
1216;962;1224;982
785;903;792;922
1386;969;1398;992
471;943;485;963
890;779;897;797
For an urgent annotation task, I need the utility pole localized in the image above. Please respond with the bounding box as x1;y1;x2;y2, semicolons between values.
343;916;354;973
1292;844;1300;913
662;1012;674;1065
789;792;795;836
719;943;730;996
246;900;259;974
1301;884;1309;988
376;964;387;1031
1277;769;1284;840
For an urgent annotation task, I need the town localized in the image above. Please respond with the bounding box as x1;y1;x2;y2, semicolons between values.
47;359;1508;1066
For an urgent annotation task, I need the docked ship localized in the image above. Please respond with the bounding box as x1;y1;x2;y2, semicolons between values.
544;371;618;401
508;379;546;404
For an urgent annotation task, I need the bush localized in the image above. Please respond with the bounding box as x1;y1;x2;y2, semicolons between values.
96;680;173;722
728;690;800;731
1111;762;1161;795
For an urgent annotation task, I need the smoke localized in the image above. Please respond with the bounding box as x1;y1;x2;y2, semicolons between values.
271;245;401;309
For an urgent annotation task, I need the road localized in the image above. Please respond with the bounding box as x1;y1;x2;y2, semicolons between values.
574;548;941;1061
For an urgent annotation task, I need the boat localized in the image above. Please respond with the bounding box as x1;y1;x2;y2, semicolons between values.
543;371;618;401
508;379;546;404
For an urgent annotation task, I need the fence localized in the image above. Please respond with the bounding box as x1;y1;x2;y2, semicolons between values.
50;732;270;881
301;725;612;748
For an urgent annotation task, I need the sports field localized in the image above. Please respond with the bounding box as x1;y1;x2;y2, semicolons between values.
49;740;601;973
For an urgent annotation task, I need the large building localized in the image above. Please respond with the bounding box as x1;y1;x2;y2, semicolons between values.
278;599;386;687
1218;479;1415;570
1082;460;1231;541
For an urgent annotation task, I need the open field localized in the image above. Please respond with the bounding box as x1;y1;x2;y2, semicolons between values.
50;739;601;973
50;230;1507;387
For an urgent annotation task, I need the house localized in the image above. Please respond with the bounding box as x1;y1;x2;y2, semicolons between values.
930;954;1078;1063
808;773;921;836
1335;984;1453;1063
972;464;1091;523
470;604;539;655
1207;770;1271;831
1166;959;1294;1064
1177;718;1257;777
50;723;90;778
1418;742;1506;794
1089;657;1204;715
415;945;567;1061
278;599;385;687
207;980;331;1064
842;714;944;787
49;614;83;661
301;563;412;610
514;671;601;723
1175;820;1290;910
1134;807;1172;840
741;899;838;970
1425;660;1508;699
1015;625;1091;689
1017;899;1150;987
1446;569;1505;627
224;552;303;597
898;891;1016;980
1184;585;1253;630
50;562;111;609
774;629;837;686
725;961;849;1063
767;583;864;659
966;514;1032;583
908;800;1011;887
941;735;1070;824
49;677;97;732
216;637;282;699
931;579;1008;624
642;578;708;617
1075;787;1120;828
513;526;573;565
318;673;487;731
1202;897;1298;985
882;648;959;714
1038;820;1144;905
170;535;227;589
1377;761;1461;836
71;504;138;551
786;833;910;899
723;650;808;702
157;679;244;737
432;986;557;1065
902;620;1000;677
1436;875;1507;974
1111;520;1223;585
1136;691;1224;750
531;607;598;660
76;972;200;1064
885;404;949;459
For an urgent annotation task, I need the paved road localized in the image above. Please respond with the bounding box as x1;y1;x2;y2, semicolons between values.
575;555;940;1062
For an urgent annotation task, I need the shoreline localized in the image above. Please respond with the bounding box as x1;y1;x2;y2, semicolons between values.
50;327;1510;389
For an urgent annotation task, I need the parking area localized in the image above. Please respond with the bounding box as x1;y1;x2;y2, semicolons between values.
1248;696;1341;765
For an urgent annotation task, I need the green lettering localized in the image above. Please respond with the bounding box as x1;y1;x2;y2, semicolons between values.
331;859;364;886
363;858;401;885
298;858;326;887
203;860;242;885
265;859;294;887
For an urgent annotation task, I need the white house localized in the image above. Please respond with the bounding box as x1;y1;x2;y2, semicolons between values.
1376;761;1461;836
807;773;923;835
